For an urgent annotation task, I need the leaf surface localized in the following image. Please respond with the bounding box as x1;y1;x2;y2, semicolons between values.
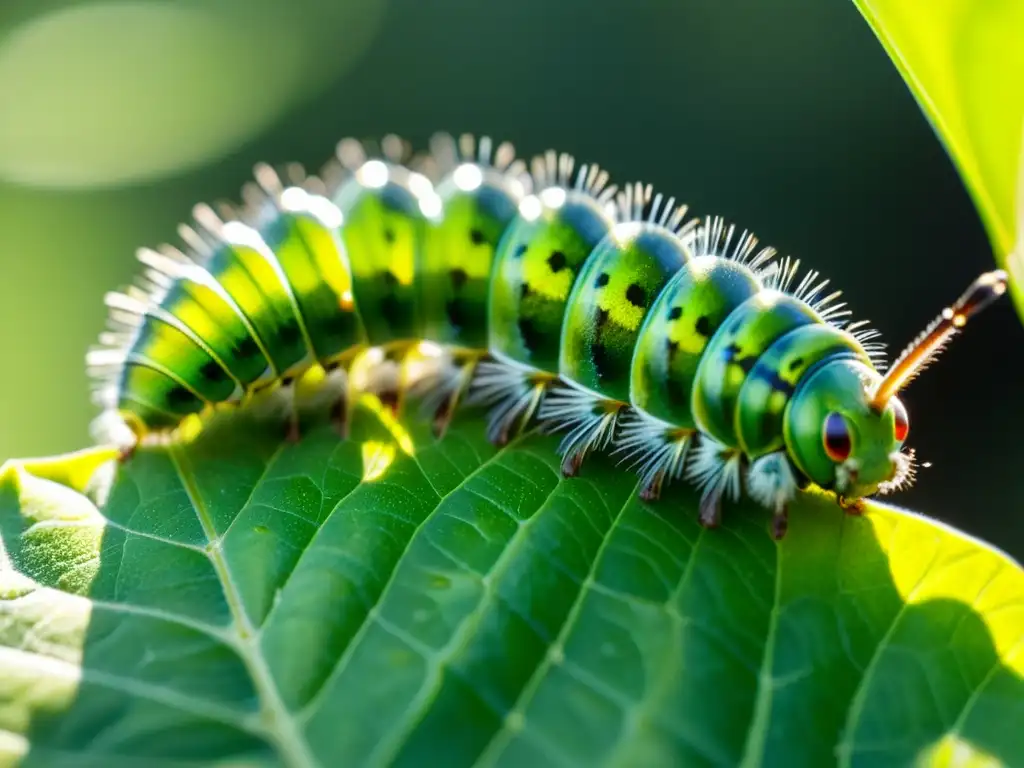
0;408;1022;767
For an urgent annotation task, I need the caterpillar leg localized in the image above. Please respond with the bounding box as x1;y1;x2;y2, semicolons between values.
539;386;626;478
470;360;556;447
280;377;301;443
90;409;190;463
641;472;665;503
263;361;350;443
330;397;350;439
494;380;548;446
613;410;693;502
686;435;743;529
315;364;352;440
770;506;789;540
431;355;481;438
346;345;408;427
245;376;302;443
381;344;412;418
89;410;147;462
698;493;723;529
837;495;866;515
746;452;799;540
273;360;352;440
407;347;485;439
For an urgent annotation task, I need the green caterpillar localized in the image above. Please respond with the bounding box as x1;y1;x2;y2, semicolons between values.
88;132;1007;538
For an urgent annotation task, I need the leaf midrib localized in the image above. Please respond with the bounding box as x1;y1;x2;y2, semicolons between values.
158;427;533;767
169;445;319;768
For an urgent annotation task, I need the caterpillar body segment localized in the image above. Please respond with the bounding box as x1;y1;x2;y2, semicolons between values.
735;323;867;458
692;291;823;446
418;133;531;351
189;206;315;382
137;249;274;390
477;150;619;444
620;227;775;500
487;152;618;373
88;131;1009;538
327;136;431;348
410;134;532;435
629;250;767;431
541;183;699;476
244;166;367;368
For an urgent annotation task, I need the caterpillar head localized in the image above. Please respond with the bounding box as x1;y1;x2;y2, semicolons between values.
783;270;1008;501
784;358;911;500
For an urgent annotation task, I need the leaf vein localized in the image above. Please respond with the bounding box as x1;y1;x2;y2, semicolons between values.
737;534;783;767
364;478;571;766
471;484;638;767
296;432;531;723
216;443;291;544
253;474;371;633
98;517;208;554
169;446;318;768
835;521;946;767
0;646;262;736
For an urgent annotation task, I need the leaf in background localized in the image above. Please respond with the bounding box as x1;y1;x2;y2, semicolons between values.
850;0;1024;317
0;408;1022;767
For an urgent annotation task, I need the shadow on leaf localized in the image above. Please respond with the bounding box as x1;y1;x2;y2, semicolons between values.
1;404;1021;767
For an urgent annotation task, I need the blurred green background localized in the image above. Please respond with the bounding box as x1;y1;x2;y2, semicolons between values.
2;0;1022;558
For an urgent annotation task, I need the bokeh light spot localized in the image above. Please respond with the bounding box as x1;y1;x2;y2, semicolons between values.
0;1;385;188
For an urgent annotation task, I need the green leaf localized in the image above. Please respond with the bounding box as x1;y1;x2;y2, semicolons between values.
1;406;1022;767
850;1;1024;314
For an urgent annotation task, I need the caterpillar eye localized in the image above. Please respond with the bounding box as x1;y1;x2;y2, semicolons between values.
822;412;852;462
892;399;909;443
